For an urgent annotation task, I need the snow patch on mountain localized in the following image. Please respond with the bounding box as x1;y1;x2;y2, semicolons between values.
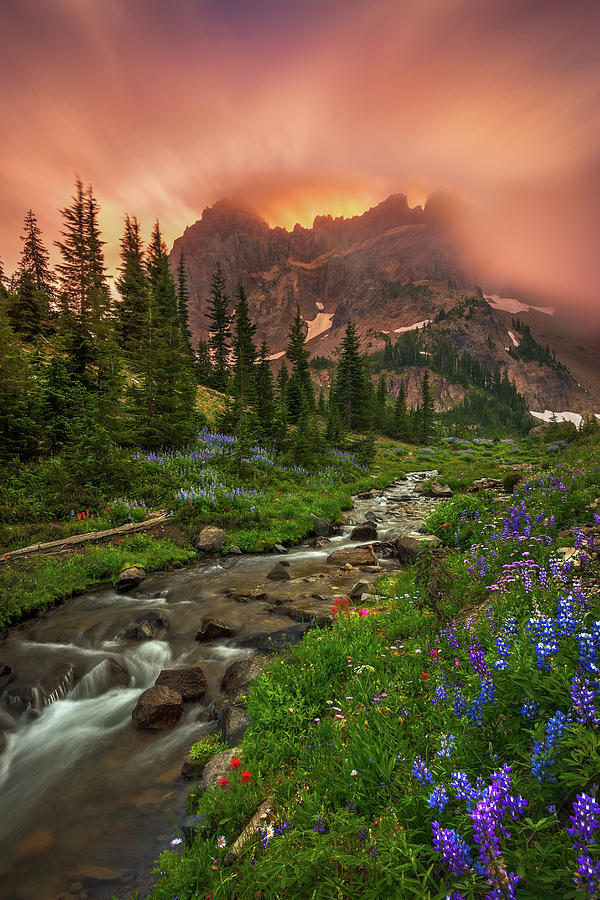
305;312;334;342
485;294;555;316
507;330;520;347
393;319;431;334
530;409;583;428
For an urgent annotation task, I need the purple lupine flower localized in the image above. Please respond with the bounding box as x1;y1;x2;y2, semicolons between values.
432;821;473;875
566;792;600;852
428;784;449;813
412;755;434;785
571;674;599;726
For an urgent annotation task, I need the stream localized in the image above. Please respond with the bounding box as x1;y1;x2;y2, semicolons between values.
0;472;440;900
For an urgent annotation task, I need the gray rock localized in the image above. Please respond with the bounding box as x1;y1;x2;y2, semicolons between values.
396;533;442;563
116;566;146;593
155;667;207;702
200;747;243;791
349;579;375;599
311;514;334;537
195;526;226;553
364;511;383;522
123;620;154;640
350;523;378;541
273;543;287;554
132;685;184;730
0;731;5;754
221;656;270;695
3;661;76;711
266;562;290;581
429;482;453;498
237;624;308;652
327;546;377;567
219;706;251;745
229;546;243;555
195;617;234;641
230;589;268;603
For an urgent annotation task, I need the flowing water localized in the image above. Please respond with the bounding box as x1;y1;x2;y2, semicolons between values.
0;473;439;900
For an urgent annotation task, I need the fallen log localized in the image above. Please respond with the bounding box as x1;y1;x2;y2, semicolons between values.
0;514;171;564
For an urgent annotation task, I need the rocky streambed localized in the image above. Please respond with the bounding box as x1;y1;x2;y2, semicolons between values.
0;472;444;900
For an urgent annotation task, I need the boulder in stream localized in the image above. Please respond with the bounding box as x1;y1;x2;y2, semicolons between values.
238;624;308;652
132;685;184;729
116;566;146;593
156;666;207;702
311;514;335;537
349;579;375;599
230;589;268;603
286;600;333;628
195;616;234;641
266;562;290;581
3;661;76;711
327;546;377;567
122;620;154;640
350;523;378;541
273;543;287;554
221;656;270;695
195;526;226;552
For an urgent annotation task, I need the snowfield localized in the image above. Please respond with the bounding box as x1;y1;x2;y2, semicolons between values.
485;294;555;316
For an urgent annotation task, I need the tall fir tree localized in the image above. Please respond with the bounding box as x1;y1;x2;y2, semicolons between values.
276;361;289;403
420;369;435;443
206;263;231;388
0;298;40;458
128;220;196;447
255;341;276;440
375;375;387;431
330;320;373;431
55;179;111;328
9;210;54;338
176;251;195;363
392;382;410;441
115;215;150;352
196;338;213;385
231;284;257;410
285;305;314;422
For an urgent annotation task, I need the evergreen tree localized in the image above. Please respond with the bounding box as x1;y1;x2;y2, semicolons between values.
55;179;111;328
317;388;327;418
127;220;197;447
375;375;387;431
0;299;39;458
255;341;276;440
420;369;435;443
115;215;150;351
276;361;289;403
9;210;54;337
196;338;213;385
285;305;314;422
0;257;7;299
392;382;410;441
206;263;231;388
330;320;373;431
231;284;257;410
176;251;195;362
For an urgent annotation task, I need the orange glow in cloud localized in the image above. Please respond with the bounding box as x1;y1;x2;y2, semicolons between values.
0;0;598;316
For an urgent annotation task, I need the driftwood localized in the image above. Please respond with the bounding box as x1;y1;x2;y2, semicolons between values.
223;797;275;866
0;514;171;564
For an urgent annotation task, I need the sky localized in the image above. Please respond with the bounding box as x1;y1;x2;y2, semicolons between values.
1;0;599;318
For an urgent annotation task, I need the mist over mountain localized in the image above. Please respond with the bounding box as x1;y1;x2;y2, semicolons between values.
170;193;600;416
